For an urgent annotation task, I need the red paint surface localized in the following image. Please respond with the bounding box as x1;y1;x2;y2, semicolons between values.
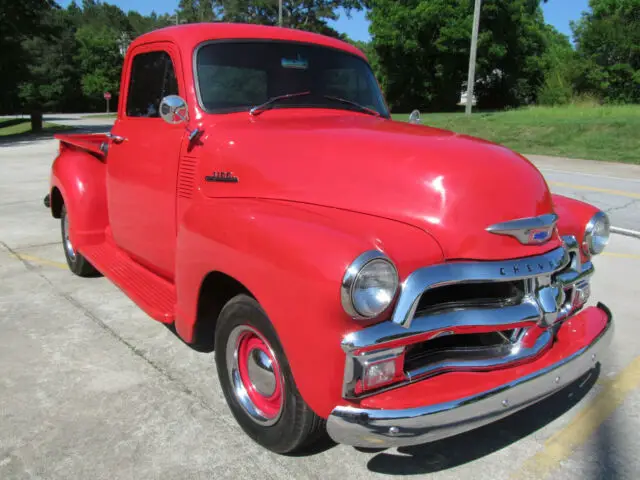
49;23;606;420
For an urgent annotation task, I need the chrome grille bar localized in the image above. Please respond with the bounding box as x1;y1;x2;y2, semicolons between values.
391;246;570;328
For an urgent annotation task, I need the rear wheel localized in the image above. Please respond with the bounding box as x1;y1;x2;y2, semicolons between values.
61;205;99;277
214;294;326;454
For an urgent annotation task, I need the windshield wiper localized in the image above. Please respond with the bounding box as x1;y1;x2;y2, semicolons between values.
249;91;312;116
322;95;381;117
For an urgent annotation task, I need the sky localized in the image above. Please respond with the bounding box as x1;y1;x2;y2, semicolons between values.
57;0;591;42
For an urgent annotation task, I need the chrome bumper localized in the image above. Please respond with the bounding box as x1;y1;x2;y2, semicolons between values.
327;303;613;448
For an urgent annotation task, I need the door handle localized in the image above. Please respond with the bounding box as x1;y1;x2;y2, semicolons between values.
106;133;126;144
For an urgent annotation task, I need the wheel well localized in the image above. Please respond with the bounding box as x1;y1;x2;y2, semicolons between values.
192;271;253;352
50;187;63;218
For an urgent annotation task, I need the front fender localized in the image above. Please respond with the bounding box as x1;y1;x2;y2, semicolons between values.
552;193;601;261
174;198;444;418
50;147;108;249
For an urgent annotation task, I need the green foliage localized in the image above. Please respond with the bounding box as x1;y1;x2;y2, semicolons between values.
0;0;57;113
572;0;640;103
75;25;124;107
537;26;577;105
18;8;82;113
177;0;365;37
368;0;550;112
473;0;548;109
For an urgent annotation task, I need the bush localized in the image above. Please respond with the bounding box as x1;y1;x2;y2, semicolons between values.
538;72;574;106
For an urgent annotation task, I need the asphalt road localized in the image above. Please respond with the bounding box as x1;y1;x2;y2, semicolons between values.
1;118;639;479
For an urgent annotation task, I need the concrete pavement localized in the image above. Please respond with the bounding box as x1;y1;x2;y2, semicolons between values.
528;154;640;233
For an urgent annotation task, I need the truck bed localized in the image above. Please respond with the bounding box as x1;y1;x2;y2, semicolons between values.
55;133;109;158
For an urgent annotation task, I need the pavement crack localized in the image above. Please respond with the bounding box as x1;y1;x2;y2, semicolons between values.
1;240;218;417
604;198;640;214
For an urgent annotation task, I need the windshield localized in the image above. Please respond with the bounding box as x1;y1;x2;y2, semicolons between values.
195;41;389;117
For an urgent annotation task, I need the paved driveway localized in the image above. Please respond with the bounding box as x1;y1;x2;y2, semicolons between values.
1;131;639;479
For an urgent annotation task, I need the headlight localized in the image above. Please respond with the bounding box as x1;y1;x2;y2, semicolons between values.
341;251;399;319
584;211;610;255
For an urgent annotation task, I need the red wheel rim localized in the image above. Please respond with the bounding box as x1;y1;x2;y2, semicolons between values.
227;326;284;425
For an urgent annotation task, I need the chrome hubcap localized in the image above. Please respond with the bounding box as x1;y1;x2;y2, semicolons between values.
226;325;284;426
247;349;276;396
63;213;76;260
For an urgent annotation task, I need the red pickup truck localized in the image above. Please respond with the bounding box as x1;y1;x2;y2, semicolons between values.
45;23;613;454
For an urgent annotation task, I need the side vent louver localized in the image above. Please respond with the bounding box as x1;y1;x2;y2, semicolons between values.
177;157;198;199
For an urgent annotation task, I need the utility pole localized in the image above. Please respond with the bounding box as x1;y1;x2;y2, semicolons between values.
465;0;482;115
278;0;283;26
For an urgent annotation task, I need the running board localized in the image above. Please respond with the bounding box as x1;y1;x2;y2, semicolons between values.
81;242;176;323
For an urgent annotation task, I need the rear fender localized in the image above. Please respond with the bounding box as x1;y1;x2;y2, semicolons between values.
50;146;108;249
174;198;444;418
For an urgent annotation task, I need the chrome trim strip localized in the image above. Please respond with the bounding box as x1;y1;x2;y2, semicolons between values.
342;301;541;354
405;328;552;381
486;213;558;244
391;246;569;327
327;304;613;448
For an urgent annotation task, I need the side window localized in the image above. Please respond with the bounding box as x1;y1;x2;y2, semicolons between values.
126;51;178;118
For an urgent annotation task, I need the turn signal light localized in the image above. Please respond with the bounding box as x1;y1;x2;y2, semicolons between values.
359;352;406;393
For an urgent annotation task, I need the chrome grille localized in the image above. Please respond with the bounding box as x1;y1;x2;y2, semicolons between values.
414;280;526;316
340;236;595;399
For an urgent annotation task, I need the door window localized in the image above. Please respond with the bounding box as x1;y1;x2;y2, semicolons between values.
126;51;178;118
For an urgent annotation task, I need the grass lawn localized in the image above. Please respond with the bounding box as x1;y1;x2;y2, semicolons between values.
393;104;640;164
0;118;74;138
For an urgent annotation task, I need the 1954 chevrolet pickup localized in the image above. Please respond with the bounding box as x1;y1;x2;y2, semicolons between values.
45;23;613;454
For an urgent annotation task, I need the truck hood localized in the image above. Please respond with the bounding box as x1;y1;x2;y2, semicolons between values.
198;111;560;260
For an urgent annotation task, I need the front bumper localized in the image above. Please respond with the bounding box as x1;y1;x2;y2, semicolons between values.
327;302;613;448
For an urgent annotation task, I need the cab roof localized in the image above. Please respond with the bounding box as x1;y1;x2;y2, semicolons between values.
129;23;366;60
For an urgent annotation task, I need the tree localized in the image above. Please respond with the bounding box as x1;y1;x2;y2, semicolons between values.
75;25;124;110
537;26;578;105
472;0;547;109
572;0;640;103
177;0;365;37
18;8;83;129
0;0;56;118
368;0;550;112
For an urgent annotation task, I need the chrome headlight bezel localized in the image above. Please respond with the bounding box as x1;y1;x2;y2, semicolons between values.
584;211;610;255
341;251;399;319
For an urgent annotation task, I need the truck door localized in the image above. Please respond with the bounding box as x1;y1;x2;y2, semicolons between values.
106;42;185;280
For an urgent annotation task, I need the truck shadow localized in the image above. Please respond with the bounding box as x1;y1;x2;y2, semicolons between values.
363;366;600;475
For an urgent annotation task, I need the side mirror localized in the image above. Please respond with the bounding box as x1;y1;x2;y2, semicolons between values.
159;95;201;143
160;95;189;125
408;109;421;125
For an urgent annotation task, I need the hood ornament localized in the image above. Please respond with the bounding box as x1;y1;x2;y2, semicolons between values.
486;213;558;245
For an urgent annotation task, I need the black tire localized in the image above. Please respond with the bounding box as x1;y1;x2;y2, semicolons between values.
61;205;100;277
214;294;326;454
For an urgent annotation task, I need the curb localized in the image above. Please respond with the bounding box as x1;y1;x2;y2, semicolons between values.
612;226;640;240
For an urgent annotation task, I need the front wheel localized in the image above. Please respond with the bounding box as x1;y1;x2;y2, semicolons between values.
214;294;326;454
61;205;99;277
